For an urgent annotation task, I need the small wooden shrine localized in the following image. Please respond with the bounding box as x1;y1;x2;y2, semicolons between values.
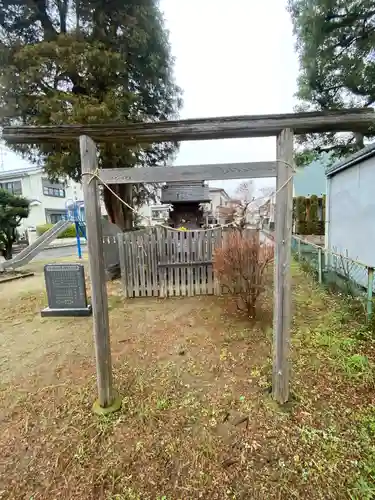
161;181;211;229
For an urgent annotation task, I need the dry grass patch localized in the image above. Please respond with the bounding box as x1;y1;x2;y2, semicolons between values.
0;264;374;499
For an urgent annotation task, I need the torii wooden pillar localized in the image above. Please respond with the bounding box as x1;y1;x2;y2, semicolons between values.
80;136;120;412
273;129;294;403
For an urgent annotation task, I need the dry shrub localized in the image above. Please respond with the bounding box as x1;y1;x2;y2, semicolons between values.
214;231;274;318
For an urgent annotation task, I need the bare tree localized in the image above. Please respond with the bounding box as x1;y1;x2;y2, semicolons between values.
217;182;276;230
259;186;274;199
236;180;255;203
214;231;274;318
215;181;256;230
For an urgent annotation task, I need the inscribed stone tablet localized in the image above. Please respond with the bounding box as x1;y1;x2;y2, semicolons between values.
44;264;88;310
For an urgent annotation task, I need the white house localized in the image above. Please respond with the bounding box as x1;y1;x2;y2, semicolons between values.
135;185;170;226
209;187;231;214
325;144;375;277
259;193;276;230
0;167;83;235
202;187;230;224
138;202;171;226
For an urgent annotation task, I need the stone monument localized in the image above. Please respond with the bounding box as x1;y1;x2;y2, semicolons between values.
41;263;92;317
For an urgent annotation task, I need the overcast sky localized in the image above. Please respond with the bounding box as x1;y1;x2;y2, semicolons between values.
1;0;298;196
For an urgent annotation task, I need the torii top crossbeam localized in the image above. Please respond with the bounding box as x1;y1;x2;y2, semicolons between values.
2;108;374;144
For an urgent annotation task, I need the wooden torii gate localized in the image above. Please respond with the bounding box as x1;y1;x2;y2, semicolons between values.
3;108;374;412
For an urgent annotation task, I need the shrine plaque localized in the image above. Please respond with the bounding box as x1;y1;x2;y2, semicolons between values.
41;264;92;317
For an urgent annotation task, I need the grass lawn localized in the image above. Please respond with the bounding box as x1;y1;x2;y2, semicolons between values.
0;261;374;499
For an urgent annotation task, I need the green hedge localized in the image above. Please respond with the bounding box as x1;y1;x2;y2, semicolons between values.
36;223;77;238
295;196;307;234
308;195;319;235
293;195;325;236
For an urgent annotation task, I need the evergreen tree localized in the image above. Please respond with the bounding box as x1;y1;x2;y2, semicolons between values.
288;0;375;165
0;0;182;228
0;189;30;260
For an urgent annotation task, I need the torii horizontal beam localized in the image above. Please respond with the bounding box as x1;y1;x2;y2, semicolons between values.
3;108;374;144
99;161;277;184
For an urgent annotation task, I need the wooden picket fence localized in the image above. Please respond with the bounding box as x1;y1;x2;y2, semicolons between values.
117;227;260;298
118;228;222;297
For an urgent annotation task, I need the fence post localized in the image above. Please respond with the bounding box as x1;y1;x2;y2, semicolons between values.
366;267;374;323
318;247;323;284
213;229;222;295
297;238;301;261
117;232;127;297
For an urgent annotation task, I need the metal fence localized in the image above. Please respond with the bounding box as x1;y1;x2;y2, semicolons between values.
291;236;374;322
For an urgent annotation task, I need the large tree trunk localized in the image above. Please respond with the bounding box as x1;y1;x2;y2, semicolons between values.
0;230;14;260
1;241;13;260
103;183;133;231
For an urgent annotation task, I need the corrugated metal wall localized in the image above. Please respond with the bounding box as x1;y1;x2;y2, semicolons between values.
327;155;375;286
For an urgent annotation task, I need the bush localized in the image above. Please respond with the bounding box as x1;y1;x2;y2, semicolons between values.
214;231;274;318
36;223;77;238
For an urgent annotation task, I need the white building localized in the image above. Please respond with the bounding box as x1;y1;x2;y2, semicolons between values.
135;185;170;226
203;187;230;224
259;194;276;229
0;167;83;235
209;187;231;214
138;202;171;226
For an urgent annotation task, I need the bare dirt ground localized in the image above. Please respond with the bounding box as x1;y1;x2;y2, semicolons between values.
0;261;374;500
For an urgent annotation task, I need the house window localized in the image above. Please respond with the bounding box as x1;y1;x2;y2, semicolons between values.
48;212;66;224
42;178;66;198
152;209;167;219
0;180;22;195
